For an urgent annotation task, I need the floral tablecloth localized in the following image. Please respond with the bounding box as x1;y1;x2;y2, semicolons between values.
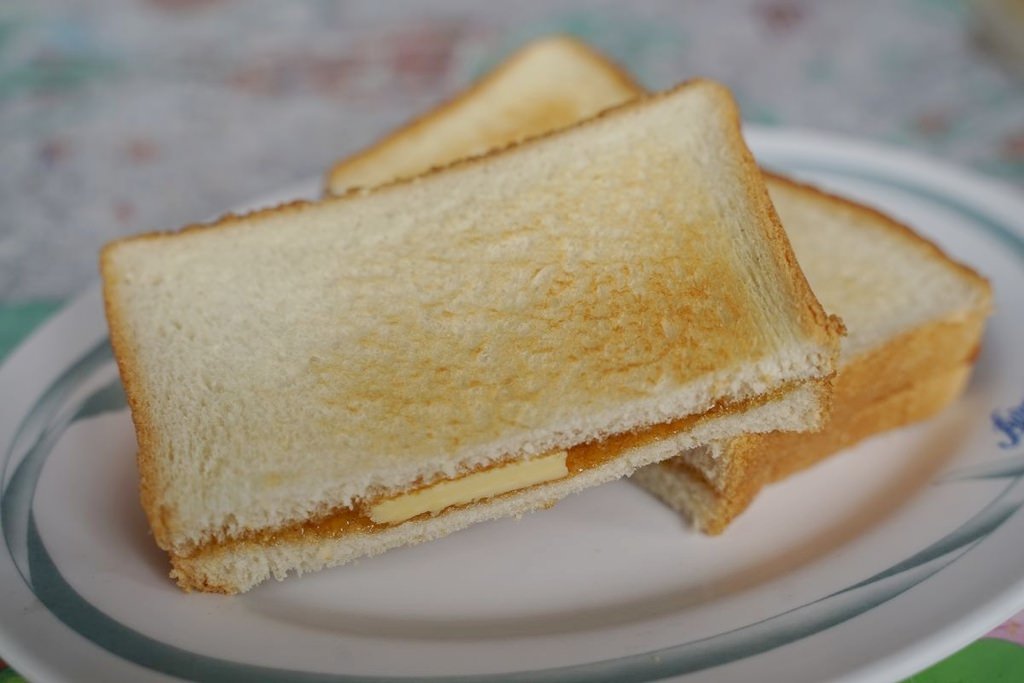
1;1;1022;680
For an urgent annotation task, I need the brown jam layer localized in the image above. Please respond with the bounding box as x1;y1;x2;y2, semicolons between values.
189;383;799;557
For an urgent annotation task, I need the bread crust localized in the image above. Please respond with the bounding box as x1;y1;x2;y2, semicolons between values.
325;35;642;195
100;246;171;548
713;113;847;352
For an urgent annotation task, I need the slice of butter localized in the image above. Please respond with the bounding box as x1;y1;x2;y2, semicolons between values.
368;450;569;525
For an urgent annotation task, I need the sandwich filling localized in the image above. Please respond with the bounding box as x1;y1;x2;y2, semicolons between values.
177;380;811;560
368;450;569;524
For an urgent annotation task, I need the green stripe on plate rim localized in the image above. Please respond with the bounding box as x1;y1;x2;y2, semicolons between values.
3;160;1024;682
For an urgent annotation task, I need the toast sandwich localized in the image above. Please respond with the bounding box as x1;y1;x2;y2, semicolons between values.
102;79;841;593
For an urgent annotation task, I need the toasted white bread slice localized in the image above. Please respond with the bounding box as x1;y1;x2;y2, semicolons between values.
325;36;640;196
323;35;992;535
102;80;841;593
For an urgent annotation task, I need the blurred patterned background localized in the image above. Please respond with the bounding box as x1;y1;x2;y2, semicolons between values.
1;0;1022;303
1;2;1023;681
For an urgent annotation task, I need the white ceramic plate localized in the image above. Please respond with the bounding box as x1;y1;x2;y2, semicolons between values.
2;128;1024;683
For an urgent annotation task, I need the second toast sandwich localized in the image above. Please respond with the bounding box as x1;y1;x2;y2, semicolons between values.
635;175;991;531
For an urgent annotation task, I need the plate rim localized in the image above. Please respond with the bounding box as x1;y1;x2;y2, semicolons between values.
2;127;1024;683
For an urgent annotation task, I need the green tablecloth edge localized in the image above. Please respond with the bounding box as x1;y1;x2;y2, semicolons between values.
0;301;63;362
